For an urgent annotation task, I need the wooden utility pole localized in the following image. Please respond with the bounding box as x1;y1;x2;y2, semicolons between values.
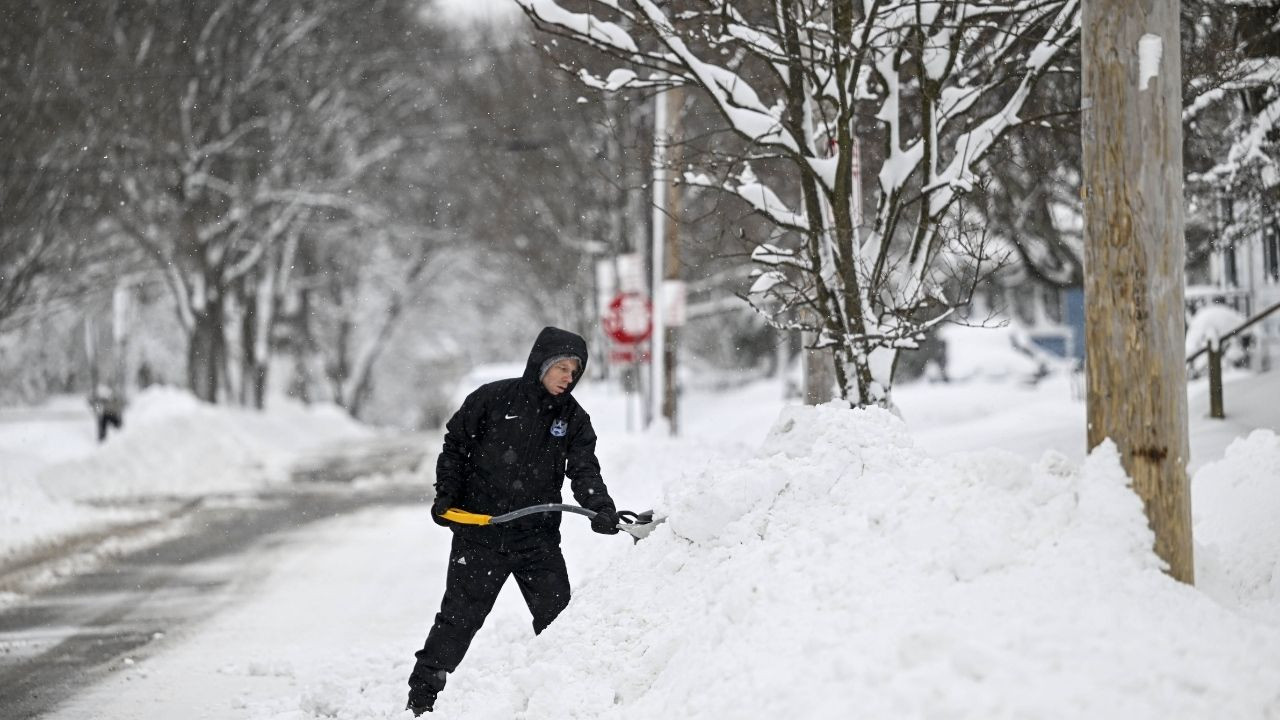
1081;0;1193;583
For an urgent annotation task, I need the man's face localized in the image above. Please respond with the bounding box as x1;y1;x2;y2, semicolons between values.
542;358;580;396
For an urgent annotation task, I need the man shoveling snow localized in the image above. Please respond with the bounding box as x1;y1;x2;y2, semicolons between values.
406;327;621;715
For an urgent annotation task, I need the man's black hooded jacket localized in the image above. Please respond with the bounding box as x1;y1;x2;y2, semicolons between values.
434;327;615;547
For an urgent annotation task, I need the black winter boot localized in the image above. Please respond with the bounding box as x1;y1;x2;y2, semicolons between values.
406;667;447;716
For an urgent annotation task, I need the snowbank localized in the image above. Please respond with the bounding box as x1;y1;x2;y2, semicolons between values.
37;386;371;501
441;404;1280;719
0;470;143;573
46;378;1279;720
1193;429;1280;622
1;387;372;564
938;321;1066;382
1185;304;1247;356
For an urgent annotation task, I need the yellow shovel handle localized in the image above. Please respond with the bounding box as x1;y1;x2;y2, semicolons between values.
438;508;492;525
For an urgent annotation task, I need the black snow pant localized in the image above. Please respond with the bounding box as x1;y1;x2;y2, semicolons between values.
411;533;571;676
96;412;122;442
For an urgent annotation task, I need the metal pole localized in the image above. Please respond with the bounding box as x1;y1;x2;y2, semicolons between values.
650;89;668;429
663;86;684;435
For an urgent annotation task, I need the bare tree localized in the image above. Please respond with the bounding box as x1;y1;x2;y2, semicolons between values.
975;2;1279;294
449;36;653;339
0;4;108;327
1183;0;1280;256
61;0;417;403
271;7;496;418
515;0;1081;406
224;0;444;409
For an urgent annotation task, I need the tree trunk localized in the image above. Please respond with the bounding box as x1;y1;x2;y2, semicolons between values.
250;362;267;409
804;331;836;405
329;316;353;407
239;290;256;407
1081;0;1193;583
239;290;270;410
187;305;225;403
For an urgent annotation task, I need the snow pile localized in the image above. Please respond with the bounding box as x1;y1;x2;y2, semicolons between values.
444;404;1280;719
50;375;1278;720
0;396;100;472
37;386;371;502
938;321;1066;382
0;469;145;568
1185;304;1247;356
1193;429;1280;621
1;395;124;565
1;386;372;563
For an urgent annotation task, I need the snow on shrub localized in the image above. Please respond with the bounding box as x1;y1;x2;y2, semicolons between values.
1185;304;1247;356
1185;304;1250;373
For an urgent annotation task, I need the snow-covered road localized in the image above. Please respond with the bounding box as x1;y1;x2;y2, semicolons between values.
34;494;646;720
40;503;437;720
0;484;427;720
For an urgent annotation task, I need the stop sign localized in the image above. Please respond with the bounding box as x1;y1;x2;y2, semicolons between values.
602;292;653;344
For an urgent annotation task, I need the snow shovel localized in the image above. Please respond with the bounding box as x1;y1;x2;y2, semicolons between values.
438;504;664;543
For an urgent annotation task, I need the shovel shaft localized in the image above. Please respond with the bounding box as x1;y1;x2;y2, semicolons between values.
437;504;663;543
438;504;596;526
492;503;597;524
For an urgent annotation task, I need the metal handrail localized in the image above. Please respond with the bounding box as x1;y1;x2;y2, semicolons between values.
1185;300;1280;364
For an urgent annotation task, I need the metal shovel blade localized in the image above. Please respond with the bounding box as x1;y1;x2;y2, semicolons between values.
617;510;665;543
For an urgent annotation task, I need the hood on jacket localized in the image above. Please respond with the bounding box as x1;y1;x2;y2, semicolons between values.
523;326;589;394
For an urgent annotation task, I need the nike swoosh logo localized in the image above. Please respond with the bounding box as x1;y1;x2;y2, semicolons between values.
504;414;519;420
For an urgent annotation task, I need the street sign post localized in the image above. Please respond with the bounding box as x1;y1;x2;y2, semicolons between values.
602;291;654;433
602;292;653;345
609;344;650;365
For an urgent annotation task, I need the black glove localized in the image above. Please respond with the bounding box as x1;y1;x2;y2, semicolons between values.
431;494;454;527
590;505;620;535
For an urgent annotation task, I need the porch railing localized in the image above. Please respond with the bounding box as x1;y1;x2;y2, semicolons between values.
1185;300;1280;419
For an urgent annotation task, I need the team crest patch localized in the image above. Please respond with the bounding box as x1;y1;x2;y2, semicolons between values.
550;419;568;437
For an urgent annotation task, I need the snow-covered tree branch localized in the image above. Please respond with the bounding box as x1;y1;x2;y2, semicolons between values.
516;0;1081;406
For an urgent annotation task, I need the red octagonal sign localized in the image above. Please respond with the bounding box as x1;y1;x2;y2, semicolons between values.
602;292;653;345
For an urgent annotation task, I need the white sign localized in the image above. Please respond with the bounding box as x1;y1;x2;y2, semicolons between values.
616;253;645;293
595;259;616;313
662;279;687;327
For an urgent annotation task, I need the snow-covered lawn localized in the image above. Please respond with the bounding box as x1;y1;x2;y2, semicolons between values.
31;358;1280;719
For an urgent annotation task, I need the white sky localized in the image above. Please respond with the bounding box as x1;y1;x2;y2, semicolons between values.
429;0;522;27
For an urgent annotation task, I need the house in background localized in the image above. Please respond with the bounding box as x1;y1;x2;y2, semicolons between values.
932;181;1280;380
1186;194;1280;372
